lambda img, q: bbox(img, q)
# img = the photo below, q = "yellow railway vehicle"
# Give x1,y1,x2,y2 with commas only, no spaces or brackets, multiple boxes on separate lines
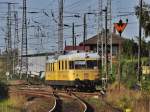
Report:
142,66,150,75
142,61,150,75
45,51,100,90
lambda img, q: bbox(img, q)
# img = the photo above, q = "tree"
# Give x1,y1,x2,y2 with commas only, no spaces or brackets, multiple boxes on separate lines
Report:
135,2,150,37
147,41,150,65
141,38,149,56
122,39,138,58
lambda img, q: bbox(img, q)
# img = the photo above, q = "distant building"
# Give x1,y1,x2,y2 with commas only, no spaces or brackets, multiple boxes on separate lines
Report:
64,33,127,56
79,33,127,56
64,46,90,51
28,56,47,73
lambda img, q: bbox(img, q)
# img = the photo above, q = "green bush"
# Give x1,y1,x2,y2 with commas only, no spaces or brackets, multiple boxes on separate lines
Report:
109,64,117,83
142,76,150,92
120,59,138,89
0,82,9,99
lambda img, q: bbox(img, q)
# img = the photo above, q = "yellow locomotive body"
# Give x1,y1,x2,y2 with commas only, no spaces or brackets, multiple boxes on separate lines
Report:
45,52,100,90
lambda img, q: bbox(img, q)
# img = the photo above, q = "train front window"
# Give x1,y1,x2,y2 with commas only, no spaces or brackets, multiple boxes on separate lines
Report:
87,60,98,69
74,61,86,69
69,60,98,69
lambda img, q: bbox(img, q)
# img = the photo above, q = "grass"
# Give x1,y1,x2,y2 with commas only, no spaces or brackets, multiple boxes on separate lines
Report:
87,98,103,111
0,93,51,112
0,93,26,112
0,99,24,112
26,98,51,112
105,83,150,112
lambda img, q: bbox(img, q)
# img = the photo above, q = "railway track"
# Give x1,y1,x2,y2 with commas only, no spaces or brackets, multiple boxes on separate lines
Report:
71,92,94,112
9,86,56,112
49,93,57,112
50,89,89,112
9,85,90,112
10,85,123,112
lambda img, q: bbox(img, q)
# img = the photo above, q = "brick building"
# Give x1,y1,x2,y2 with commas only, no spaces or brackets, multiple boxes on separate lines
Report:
79,33,126,56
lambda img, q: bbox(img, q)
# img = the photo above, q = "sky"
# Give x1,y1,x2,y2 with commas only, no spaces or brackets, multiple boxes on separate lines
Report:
0,0,149,54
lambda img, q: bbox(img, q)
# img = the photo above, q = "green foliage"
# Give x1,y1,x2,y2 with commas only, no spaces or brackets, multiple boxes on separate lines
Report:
121,60,137,89
0,100,21,112
0,82,9,99
135,2,150,37
0,94,26,112
118,96,133,109
109,64,117,83
122,39,138,58
141,38,149,56
142,76,150,92
122,38,149,58
119,57,150,90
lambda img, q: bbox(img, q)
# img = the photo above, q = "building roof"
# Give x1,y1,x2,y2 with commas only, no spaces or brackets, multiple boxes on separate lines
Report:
47,52,100,63
58,52,100,60
80,33,127,45
64,46,90,51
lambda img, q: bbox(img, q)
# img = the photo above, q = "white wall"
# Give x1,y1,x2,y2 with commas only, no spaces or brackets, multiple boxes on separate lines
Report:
28,56,46,73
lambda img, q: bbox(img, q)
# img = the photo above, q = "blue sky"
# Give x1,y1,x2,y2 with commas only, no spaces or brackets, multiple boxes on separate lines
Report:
0,0,149,53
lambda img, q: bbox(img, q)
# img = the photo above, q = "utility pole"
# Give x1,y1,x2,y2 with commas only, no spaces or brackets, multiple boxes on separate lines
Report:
58,0,64,53
107,0,112,74
7,3,12,52
83,14,87,50
6,3,12,79
138,0,142,83
14,12,19,49
75,35,76,48
104,7,108,88
13,5,19,75
20,0,28,79
97,0,103,54
97,0,105,89
114,19,128,90
72,22,75,50
65,40,67,47
37,25,40,53
118,31,121,90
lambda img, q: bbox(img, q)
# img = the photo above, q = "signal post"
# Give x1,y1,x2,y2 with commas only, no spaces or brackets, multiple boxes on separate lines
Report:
114,19,128,90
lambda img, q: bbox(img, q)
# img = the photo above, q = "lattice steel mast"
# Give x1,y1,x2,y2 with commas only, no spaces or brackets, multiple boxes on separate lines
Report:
97,0,105,87
13,4,19,75
58,0,64,53
14,11,19,50
6,3,13,79
20,0,28,79
107,0,112,75
7,3,12,52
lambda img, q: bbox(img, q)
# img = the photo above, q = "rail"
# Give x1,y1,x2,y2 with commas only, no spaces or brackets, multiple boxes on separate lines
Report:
49,93,57,112
72,93,87,112
9,85,91,112
10,86,57,112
